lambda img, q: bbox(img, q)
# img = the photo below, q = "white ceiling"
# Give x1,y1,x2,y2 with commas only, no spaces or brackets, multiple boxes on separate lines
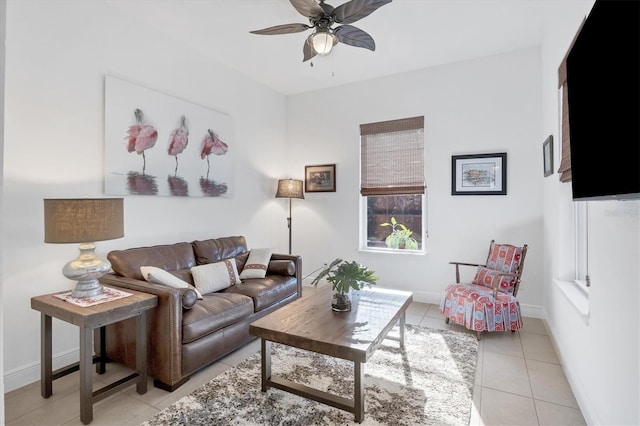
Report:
112,0,589,96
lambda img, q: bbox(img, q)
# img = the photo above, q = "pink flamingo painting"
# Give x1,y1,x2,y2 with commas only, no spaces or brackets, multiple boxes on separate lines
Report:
125,108,157,174
200,129,228,177
167,115,189,174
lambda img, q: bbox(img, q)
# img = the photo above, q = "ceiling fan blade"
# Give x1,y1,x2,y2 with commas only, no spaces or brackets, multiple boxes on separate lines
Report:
303,35,317,62
250,23,311,35
319,1,335,15
290,0,325,19
334,24,376,51
334,0,392,25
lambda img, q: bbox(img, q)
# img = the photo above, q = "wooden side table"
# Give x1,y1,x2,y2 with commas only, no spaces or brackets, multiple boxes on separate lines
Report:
31,288,157,425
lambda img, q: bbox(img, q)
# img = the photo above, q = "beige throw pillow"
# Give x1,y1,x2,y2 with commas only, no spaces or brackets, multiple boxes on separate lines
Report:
140,266,203,299
191,258,241,295
239,248,272,279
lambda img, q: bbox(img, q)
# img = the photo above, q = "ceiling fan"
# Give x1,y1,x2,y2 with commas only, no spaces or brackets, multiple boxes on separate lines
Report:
250,0,392,62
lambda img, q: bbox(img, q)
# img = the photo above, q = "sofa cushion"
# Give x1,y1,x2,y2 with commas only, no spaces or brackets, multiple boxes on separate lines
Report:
140,266,203,299
192,236,248,265
224,275,298,312
234,251,250,272
191,259,241,295
239,248,272,279
182,293,254,344
108,242,196,280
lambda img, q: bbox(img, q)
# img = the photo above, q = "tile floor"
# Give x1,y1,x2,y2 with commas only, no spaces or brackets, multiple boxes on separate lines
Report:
5,286,586,425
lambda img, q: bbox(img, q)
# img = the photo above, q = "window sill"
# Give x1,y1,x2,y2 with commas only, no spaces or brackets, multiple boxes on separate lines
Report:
359,247,426,256
554,279,590,325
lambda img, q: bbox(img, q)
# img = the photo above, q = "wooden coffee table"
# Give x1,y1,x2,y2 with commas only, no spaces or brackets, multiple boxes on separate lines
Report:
249,285,413,423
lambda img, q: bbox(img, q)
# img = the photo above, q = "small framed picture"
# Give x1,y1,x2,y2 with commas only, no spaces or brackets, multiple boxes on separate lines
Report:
305,164,336,193
543,135,554,177
452,152,507,195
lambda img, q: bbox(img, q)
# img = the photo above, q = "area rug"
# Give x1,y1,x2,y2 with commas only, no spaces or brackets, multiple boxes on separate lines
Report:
141,325,479,426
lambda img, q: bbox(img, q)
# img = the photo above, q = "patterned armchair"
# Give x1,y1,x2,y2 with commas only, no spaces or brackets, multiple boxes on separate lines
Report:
439,240,528,338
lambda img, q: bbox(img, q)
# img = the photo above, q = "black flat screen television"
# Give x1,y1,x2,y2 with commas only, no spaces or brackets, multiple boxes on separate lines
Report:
565,0,640,201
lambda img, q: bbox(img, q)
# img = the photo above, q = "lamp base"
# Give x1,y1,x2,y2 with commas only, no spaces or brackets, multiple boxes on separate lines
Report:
63,243,111,298
71,279,104,298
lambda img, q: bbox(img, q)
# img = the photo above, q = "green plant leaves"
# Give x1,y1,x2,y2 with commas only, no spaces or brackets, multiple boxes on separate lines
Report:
310,258,378,294
380,216,418,250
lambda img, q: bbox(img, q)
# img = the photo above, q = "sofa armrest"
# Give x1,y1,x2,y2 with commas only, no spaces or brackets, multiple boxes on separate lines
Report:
269,253,303,299
99,273,186,387
267,260,295,276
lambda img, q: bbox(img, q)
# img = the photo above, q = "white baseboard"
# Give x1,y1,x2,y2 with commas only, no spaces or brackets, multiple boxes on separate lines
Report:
4,349,78,393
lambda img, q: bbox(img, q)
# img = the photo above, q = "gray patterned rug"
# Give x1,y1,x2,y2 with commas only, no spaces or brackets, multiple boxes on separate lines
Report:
141,325,478,425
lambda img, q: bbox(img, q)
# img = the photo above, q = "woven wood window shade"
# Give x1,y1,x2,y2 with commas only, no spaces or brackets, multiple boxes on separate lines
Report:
557,59,572,183
556,17,586,183
360,116,425,196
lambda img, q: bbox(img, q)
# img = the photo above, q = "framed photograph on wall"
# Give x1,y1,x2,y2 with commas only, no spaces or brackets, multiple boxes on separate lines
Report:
305,164,336,193
451,152,507,195
543,135,554,177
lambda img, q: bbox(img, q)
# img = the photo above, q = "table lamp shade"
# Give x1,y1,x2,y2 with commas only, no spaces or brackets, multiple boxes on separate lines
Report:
44,198,124,244
275,179,304,199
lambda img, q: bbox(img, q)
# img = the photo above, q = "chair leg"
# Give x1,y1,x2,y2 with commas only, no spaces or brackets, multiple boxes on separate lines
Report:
476,331,482,340
445,317,450,324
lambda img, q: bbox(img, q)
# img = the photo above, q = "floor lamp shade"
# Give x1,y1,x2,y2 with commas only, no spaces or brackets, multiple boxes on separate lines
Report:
275,179,304,255
275,179,304,200
44,198,124,298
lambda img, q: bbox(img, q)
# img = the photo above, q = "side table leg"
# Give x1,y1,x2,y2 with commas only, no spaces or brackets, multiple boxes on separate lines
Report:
79,327,93,425
95,326,106,374
354,361,364,423
260,339,271,392
40,314,52,398
136,311,148,394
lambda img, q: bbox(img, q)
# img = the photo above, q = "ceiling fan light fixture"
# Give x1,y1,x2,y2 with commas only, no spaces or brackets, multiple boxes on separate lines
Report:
311,29,338,56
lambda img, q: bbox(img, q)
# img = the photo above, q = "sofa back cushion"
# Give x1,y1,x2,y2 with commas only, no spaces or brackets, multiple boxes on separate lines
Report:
192,236,248,265
108,242,196,280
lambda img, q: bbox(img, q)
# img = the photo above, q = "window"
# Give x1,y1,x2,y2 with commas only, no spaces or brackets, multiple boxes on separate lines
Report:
574,201,590,289
558,52,590,292
555,53,589,322
359,116,426,253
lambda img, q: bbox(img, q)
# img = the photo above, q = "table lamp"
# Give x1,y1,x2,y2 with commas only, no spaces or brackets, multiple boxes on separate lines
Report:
275,179,304,255
44,198,124,298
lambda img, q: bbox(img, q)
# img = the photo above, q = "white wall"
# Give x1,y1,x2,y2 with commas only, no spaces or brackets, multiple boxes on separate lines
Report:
2,0,289,392
0,0,6,420
287,48,544,312
3,1,639,425
540,1,640,424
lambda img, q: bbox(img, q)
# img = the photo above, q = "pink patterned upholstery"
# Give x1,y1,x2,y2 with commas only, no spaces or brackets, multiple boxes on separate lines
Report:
473,243,524,294
439,241,528,335
439,283,522,332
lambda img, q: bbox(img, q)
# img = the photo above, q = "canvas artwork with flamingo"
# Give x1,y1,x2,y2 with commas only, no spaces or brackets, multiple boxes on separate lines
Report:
104,75,234,198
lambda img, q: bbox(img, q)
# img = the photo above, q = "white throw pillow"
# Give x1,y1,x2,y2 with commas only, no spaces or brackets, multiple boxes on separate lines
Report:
239,248,272,279
191,258,241,295
140,266,203,299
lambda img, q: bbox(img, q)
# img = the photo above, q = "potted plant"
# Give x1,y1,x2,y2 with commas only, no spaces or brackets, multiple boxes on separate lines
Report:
380,217,419,250
311,258,379,312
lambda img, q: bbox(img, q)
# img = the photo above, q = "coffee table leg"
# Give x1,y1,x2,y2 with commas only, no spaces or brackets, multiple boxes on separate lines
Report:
399,312,406,348
354,361,364,423
261,339,271,392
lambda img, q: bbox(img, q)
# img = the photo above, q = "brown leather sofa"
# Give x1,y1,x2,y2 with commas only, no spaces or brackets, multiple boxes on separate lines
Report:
98,235,302,391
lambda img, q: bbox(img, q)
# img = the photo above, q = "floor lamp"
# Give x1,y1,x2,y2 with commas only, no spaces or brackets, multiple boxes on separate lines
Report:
275,179,304,255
